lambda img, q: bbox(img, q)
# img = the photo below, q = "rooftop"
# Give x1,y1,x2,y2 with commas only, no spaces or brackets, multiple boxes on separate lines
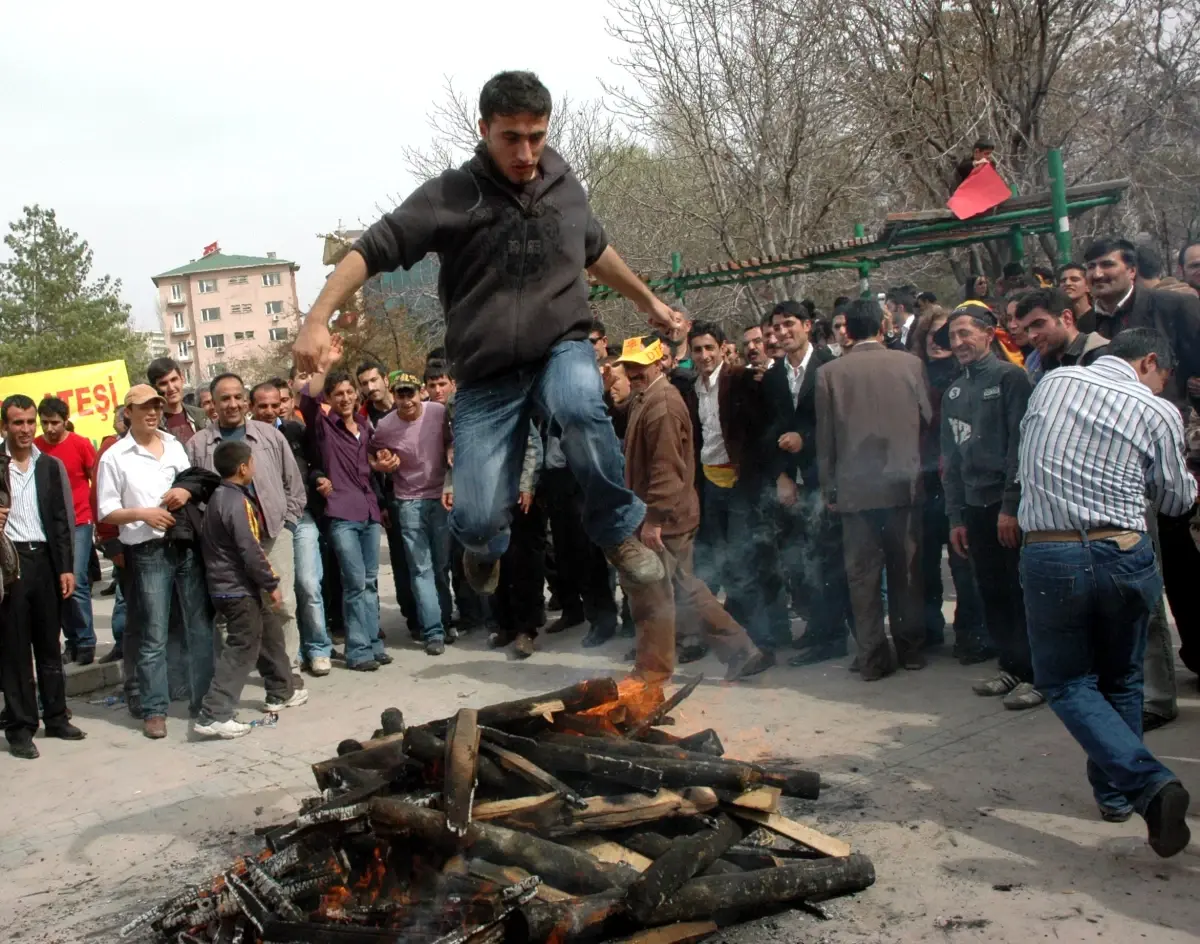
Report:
152,251,298,282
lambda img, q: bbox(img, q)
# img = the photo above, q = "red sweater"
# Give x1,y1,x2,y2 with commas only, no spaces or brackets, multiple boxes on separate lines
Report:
35,431,96,525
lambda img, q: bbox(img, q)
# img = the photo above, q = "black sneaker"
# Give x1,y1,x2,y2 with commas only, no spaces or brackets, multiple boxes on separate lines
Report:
1145,782,1191,858
425,638,446,656
75,647,95,666
98,646,123,665
347,660,380,672
374,652,394,666
678,642,708,664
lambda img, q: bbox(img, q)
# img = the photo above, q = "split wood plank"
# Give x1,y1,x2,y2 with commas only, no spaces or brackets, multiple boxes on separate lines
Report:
726,786,781,813
565,836,654,872
606,921,719,944
727,808,850,858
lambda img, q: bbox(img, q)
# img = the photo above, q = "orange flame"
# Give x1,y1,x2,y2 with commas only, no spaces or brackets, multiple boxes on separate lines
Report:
575,676,664,730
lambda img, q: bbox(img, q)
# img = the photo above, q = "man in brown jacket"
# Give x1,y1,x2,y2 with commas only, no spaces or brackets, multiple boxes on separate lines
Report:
616,337,772,683
816,300,932,680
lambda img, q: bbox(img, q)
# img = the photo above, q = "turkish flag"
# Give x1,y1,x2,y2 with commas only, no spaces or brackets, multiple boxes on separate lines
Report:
202,241,219,256
947,163,1012,220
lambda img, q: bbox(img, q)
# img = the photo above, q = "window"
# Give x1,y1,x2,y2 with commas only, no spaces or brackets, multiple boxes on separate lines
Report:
170,283,184,302
227,275,249,285
233,330,256,341
197,279,217,293
244,330,254,340
176,340,190,359
265,300,283,315
262,272,281,287
200,307,220,322
230,303,252,314
172,311,186,331
269,327,288,342
207,363,227,379
204,334,225,349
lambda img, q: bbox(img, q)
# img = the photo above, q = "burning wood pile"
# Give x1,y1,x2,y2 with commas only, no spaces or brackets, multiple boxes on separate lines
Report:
124,677,874,944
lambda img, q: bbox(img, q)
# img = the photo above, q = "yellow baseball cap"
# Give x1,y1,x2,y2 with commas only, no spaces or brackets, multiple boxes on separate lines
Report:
615,336,666,366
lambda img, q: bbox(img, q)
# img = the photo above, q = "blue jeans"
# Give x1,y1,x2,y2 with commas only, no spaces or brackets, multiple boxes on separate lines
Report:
396,499,452,642
329,519,384,666
127,541,215,719
112,572,126,646
451,339,644,558
291,512,332,660
63,524,96,649
1021,534,1178,815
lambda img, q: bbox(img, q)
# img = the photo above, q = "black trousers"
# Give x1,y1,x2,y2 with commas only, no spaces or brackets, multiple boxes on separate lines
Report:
963,503,1033,682
539,468,616,630
0,545,68,742
201,595,295,723
493,502,547,639
1157,511,1200,673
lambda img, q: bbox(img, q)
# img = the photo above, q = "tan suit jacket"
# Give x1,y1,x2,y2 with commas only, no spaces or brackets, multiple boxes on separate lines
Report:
815,340,932,513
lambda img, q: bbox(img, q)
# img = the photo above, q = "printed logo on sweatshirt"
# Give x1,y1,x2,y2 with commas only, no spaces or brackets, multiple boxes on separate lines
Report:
948,417,972,445
982,385,1001,400
947,386,961,400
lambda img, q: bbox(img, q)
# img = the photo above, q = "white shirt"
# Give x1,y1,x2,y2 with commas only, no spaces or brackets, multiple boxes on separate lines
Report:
696,363,731,466
784,344,815,406
96,432,191,545
5,446,47,542
1018,356,1196,532
900,313,916,345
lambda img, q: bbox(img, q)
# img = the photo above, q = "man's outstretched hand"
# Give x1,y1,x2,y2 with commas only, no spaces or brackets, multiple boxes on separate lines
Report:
646,298,686,338
293,315,332,374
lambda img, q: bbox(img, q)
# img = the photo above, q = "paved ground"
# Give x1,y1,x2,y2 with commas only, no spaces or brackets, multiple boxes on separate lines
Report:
4,564,1199,944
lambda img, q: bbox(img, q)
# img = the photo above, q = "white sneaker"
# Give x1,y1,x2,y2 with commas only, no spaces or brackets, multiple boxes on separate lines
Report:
264,688,309,712
308,657,332,677
194,717,252,739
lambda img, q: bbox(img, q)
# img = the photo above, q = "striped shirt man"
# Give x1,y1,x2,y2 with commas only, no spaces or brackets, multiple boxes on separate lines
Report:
5,445,47,543
1017,355,1195,532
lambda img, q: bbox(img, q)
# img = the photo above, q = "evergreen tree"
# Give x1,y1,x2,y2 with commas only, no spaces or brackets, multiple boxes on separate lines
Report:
0,205,145,376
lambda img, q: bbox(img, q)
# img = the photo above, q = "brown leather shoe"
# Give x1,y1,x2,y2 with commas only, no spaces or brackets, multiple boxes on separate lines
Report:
143,716,167,739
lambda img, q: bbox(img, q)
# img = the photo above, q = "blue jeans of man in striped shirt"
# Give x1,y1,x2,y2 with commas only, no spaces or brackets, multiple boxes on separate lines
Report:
1021,534,1180,816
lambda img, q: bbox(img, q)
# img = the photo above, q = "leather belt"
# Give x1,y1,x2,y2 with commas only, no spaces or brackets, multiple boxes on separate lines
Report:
12,541,48,553
1024,528,1142,550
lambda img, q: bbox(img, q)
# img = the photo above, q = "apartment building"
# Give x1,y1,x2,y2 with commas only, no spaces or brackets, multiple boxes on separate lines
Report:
151,247,300,384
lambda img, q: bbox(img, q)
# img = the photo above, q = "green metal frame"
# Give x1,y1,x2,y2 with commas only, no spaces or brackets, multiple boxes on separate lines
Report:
588,150,1111,302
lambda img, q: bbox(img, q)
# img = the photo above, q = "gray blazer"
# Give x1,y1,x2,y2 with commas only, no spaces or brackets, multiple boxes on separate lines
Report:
185,419,305,538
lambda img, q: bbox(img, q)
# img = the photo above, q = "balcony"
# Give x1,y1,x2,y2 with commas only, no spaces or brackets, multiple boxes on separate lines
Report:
170,324,190,335
177,353,193,363
166,295,186,307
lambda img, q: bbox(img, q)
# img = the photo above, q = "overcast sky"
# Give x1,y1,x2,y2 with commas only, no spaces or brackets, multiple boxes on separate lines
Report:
1,2,629,331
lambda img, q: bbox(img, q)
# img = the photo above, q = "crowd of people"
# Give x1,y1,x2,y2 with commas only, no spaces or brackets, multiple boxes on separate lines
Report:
2,69,1198,862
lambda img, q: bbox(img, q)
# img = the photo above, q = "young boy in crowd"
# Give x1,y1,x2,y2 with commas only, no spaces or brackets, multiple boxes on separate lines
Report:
194,441,307,739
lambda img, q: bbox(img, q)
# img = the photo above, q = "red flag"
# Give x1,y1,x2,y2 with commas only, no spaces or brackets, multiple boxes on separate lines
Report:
202,241,219,256
947,163,1012,220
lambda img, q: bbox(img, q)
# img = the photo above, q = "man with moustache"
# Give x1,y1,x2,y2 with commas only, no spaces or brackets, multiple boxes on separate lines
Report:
940,304,1042,709
187,374,306,667
616,336,772,683
0,395,86,758
1085,237,1200,676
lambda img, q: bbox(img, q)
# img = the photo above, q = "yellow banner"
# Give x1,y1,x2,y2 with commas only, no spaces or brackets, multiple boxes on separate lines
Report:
0,360,131,446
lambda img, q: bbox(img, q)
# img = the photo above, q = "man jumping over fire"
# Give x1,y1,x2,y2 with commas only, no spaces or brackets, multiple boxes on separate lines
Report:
293,71,680,594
